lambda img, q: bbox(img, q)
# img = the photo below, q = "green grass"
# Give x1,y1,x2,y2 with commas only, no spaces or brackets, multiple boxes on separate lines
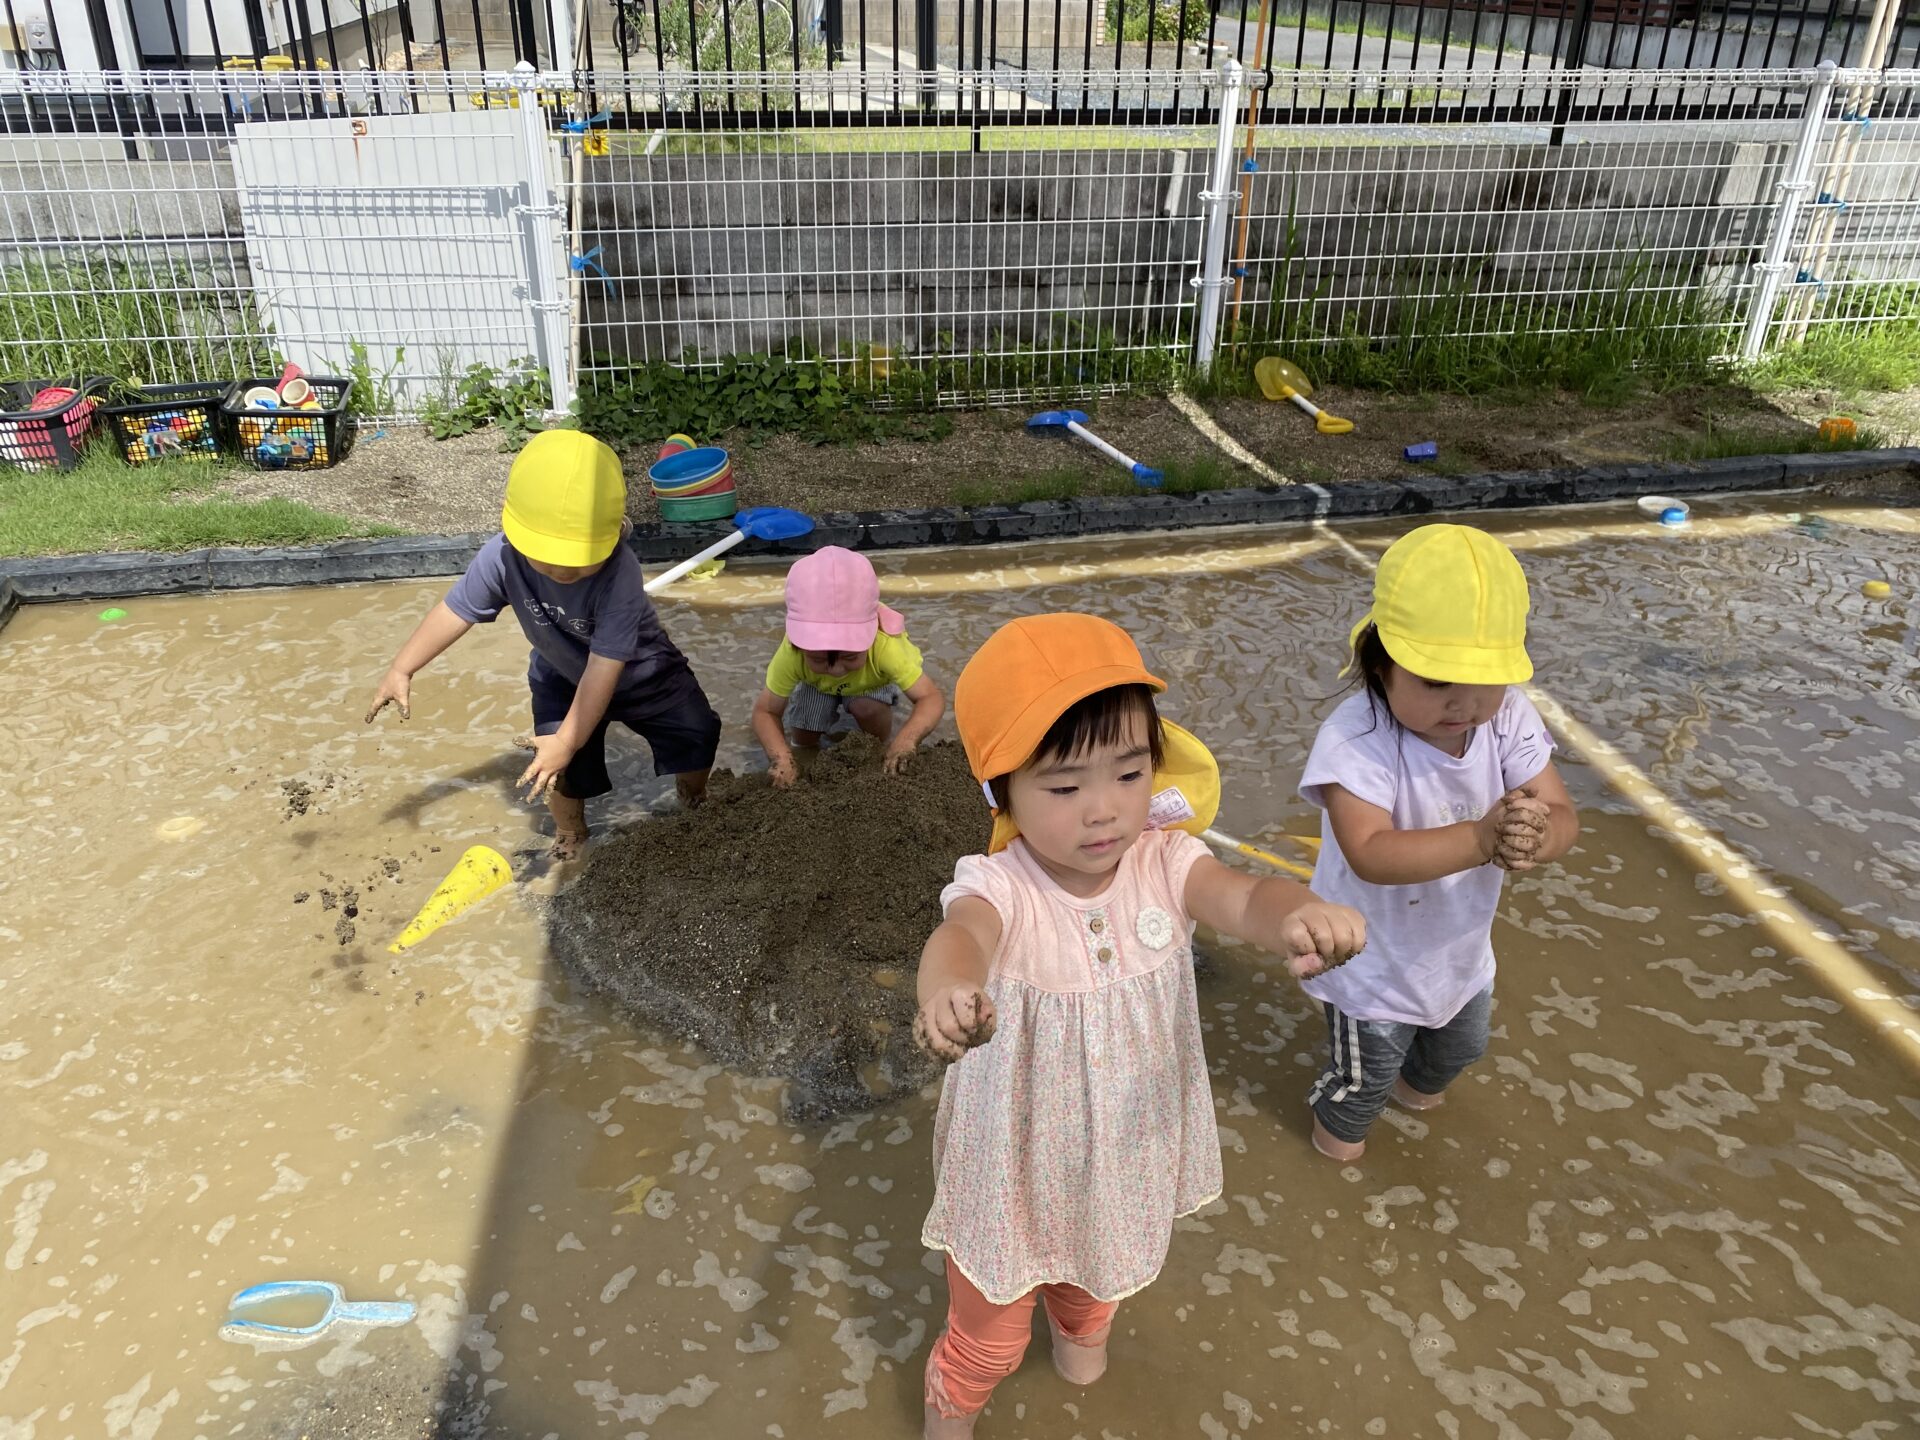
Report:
1660,422,1887,464
0,445,396,557
1747,285,1920,396
1,257,271,386
1191,271,1739,406
949,454,1242,507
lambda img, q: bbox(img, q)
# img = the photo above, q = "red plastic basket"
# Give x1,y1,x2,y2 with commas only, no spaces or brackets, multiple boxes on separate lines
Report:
0,378,110,471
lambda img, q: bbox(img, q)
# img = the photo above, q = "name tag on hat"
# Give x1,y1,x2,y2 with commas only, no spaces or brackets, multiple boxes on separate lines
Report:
1147,785,1196,830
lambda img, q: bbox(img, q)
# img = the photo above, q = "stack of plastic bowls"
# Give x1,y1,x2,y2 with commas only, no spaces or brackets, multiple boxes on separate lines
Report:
648,440,736,522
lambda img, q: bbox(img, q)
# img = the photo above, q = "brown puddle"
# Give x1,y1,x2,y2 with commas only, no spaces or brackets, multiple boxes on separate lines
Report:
2,495,1918,1438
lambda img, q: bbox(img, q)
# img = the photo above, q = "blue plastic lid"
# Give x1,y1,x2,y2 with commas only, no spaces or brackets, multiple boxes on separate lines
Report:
1660,506,1687,525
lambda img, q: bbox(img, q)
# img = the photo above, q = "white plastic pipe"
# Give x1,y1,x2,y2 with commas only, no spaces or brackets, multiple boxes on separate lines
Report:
1065,418,1155,481
644,529,748,594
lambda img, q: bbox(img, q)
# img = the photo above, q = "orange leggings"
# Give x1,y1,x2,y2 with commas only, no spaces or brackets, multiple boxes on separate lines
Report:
923,1258,1121,1418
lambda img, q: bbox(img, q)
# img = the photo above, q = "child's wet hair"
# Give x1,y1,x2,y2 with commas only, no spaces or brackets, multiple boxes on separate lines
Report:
987,683,1165,810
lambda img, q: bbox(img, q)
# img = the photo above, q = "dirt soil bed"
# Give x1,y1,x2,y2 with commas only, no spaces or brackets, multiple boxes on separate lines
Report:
546,736,984,1119
1205,385,1825,483
212,385,1906,537
642,394,1241,517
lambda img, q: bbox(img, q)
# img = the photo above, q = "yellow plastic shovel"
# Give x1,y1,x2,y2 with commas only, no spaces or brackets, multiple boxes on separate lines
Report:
1254,357,1354,435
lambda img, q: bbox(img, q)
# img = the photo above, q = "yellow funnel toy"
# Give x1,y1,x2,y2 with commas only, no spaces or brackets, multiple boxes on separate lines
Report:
389,845,512,952
1254,357,1354,435
1153,722,1318,881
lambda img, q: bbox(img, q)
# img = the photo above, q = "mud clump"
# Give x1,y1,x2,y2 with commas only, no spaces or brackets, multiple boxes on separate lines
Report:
280,772,339,820
547,737,986,1120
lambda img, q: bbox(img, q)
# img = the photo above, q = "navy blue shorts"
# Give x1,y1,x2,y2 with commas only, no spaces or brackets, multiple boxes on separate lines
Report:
529,659,722,801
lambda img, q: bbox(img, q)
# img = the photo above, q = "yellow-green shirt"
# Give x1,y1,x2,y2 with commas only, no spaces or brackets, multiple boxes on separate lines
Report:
765,631,925,699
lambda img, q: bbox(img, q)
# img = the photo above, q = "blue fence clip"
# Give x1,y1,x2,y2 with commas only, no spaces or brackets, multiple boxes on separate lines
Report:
1232,265,1249,278
1815,190,1848,210
561,108,612,134
1794,268,1825,293
1240,157,1260,173
571,246,611,283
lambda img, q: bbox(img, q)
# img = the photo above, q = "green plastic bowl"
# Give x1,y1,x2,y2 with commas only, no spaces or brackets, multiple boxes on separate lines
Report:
658,490,739,522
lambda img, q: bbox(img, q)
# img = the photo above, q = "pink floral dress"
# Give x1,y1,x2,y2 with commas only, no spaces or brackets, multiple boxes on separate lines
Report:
920,828,1223,1305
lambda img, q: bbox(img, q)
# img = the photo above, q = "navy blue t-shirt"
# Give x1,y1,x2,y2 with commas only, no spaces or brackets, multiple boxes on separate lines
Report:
444,534,683,691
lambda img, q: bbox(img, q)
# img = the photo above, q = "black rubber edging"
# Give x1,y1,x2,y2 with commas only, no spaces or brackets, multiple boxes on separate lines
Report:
2,448,1916,619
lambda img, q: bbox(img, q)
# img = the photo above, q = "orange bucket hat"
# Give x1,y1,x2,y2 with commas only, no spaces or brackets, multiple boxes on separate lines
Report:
953,613,1166,853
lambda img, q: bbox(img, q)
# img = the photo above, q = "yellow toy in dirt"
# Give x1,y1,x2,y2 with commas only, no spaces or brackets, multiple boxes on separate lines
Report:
1254,356,1354,435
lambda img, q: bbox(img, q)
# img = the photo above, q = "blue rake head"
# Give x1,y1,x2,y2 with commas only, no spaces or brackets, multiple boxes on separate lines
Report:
1026,409,1090,429
733,506,816,542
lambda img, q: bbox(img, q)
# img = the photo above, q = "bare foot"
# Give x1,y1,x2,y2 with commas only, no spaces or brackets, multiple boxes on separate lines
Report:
547,791,589,859
923,1404,979,1439
1393,1077,1446,1111
675,770,709,810
1311,1117,1366,1161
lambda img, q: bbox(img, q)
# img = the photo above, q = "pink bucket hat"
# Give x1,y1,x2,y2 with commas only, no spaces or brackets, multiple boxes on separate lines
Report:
784,546,906,653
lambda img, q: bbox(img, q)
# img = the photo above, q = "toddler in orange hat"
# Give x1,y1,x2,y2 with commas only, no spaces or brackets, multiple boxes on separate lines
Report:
911,612,1366,1440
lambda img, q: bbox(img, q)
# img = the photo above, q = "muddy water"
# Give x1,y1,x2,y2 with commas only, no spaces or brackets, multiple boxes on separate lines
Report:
2,495,1917,1439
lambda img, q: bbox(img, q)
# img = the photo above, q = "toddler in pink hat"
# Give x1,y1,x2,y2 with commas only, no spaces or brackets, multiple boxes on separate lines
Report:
751,546,946,788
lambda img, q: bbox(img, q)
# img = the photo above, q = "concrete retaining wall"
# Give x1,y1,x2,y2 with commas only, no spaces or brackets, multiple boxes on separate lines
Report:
576,134,1804,361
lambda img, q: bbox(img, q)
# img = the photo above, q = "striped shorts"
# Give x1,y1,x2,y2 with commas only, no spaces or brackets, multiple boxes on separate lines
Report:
1307,985,1494,1145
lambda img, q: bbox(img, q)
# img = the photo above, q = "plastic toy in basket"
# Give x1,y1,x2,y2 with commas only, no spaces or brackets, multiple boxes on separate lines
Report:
222,376,353,471
103,383,227,465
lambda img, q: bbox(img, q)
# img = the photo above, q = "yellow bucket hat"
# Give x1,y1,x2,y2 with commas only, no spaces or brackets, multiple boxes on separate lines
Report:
1353,524,1533,685
501,431,627,567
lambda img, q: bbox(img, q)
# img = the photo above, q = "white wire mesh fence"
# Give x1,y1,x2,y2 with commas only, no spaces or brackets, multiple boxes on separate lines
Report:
1,63,1916,418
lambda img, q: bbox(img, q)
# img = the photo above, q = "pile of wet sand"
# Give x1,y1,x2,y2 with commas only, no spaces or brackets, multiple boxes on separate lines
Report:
547,737,985,1118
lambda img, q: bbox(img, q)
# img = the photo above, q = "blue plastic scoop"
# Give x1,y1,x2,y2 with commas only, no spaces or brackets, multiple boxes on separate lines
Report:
1027,409,1163,488
222,1280,415,1343
644,505,817,595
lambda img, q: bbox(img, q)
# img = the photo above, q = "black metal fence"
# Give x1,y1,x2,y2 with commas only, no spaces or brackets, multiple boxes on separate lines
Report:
3,0,1916,130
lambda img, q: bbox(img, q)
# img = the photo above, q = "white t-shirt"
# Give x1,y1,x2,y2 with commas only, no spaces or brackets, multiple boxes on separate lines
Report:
1297,688,1554,1027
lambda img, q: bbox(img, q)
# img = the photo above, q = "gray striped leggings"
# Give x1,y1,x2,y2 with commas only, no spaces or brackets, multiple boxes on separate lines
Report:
1307,985,1494,1145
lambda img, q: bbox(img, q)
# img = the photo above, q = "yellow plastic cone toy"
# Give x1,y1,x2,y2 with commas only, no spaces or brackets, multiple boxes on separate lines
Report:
388,846,512,952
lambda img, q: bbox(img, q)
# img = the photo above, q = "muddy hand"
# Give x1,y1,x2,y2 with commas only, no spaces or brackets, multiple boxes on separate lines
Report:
882,743,914,777
364,669,411,724
517,734,577,802
1279,902,1366,980
1492,790,1550,870
769,754,800,790
913,987,997,1064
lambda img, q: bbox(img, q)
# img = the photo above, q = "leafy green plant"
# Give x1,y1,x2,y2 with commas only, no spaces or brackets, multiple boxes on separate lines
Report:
337,340,407,417
575,325,1188,450
1106,0,1210,44
575,351,952,450
421,361,552,448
